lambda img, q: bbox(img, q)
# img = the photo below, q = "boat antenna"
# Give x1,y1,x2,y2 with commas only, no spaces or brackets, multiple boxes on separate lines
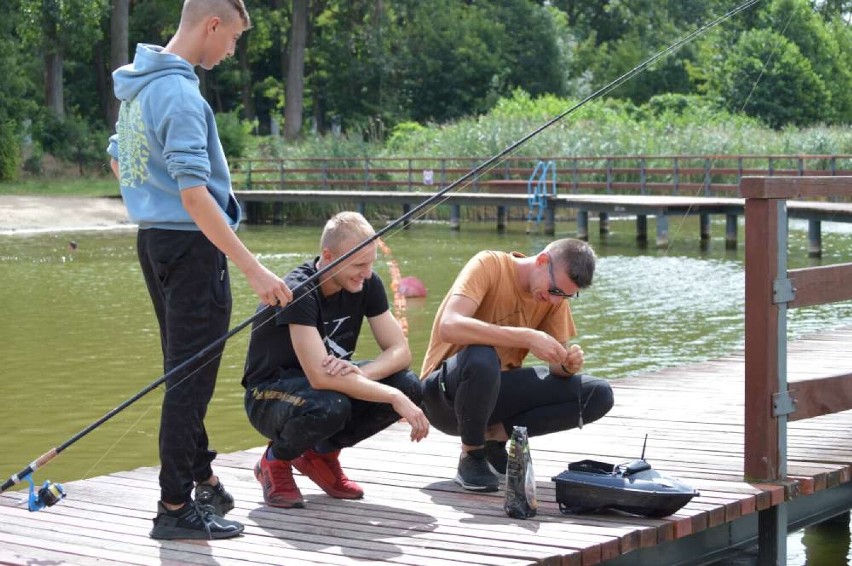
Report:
640,434,649,460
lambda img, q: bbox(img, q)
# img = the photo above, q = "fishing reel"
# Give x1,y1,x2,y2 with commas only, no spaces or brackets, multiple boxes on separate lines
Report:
24,475,65,512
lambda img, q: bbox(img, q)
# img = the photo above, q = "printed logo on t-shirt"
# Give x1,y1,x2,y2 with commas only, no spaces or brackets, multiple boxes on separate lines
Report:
324,316,355,359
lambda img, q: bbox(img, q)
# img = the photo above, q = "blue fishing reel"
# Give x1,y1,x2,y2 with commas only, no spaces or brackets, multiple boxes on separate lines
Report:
24,475,65,512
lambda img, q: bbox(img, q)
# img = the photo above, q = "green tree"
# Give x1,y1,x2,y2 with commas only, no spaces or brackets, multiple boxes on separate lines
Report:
490,0,567,98
18,0,108,119
760,0,852,123
0,0,38,180
711,29,830,128
393,0,504,123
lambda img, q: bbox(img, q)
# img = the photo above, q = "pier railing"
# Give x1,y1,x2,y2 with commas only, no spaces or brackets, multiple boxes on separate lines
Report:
231,154,852,197
742,175,852,561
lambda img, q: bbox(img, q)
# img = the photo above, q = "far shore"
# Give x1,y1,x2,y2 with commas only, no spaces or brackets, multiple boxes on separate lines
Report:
0,195,134,235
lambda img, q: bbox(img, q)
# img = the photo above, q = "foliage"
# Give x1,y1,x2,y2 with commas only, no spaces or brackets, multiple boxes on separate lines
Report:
710,29,830,128
17,0,108,57
0,122,22,182
366,90,849,159
1,0,851,180
215,111,255,159
30,111,110,175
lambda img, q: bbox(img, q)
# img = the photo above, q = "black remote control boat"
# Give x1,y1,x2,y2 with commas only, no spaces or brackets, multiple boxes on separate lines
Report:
552,436,699,518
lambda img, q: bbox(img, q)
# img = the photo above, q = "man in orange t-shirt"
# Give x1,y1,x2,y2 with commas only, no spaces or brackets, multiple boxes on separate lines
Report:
420,238,613,492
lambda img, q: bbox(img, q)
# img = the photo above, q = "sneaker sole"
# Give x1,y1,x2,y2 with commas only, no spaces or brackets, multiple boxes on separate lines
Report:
149,525,244,540
453,474,499,492
291,460,364,500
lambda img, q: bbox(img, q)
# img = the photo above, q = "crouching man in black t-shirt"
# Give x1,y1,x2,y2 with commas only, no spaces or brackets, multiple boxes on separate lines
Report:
243,211,429,508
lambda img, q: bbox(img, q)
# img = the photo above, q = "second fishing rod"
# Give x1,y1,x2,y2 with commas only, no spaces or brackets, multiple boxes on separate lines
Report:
0,0,760,497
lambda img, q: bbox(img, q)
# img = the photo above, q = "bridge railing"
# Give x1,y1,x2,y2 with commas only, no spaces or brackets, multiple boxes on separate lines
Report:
743,175,852,483
231,155,852,198
742,175,852,562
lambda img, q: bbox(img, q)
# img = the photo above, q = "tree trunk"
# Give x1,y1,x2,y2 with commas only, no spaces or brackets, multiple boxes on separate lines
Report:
94,44,109,125
284,0,307,140
108,0,130,129
44,50,64,119
238,36,255,121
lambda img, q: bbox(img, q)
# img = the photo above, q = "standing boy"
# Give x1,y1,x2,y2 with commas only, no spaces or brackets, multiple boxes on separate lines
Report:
243,212,429,508
421,239,614,492
107,0,292,540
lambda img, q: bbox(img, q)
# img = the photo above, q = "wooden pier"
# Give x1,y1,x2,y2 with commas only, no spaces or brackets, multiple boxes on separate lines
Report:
1,175,850,564
233,190,852,256
1,325,850,565
231,154,852,256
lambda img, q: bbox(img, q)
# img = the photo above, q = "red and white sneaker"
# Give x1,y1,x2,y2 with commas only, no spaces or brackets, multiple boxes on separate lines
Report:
292,449,364,499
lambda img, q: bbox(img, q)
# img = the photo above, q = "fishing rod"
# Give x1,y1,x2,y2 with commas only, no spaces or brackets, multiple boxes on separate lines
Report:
0,0,760,506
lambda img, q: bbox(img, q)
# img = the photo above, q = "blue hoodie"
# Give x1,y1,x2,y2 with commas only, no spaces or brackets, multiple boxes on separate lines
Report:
107,44,240,230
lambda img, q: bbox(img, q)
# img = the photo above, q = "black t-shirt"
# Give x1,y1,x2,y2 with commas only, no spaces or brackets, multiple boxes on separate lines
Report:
242,258,389,388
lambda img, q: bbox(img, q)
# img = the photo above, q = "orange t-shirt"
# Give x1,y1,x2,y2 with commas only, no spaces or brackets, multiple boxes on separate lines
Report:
420,250,576,377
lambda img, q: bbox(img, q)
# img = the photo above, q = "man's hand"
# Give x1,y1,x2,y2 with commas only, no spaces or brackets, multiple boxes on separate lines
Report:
246,263,293,307
321,355,363,377
561,343,584,375
391,393,430,442
528,329,569,365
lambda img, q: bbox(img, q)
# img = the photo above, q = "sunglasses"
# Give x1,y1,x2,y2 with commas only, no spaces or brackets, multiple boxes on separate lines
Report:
547,253,579,299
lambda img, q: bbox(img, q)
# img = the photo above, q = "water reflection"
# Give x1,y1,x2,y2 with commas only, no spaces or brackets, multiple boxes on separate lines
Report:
801,513,852,565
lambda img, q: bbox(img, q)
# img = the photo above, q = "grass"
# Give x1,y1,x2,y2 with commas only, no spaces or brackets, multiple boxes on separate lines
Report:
0,175,119,197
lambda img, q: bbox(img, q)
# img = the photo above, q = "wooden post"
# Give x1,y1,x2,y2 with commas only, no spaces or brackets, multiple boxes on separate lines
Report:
808,220,822,258
544,206,555,236
636,215,647,244
726,214,738,249
496,206,507,233
656,214,669,248
698,214,710,245
577,210,589,240
402,204,411,230
744,195,781,481
450,204,461,231
599,213,610,236
744,188,789,564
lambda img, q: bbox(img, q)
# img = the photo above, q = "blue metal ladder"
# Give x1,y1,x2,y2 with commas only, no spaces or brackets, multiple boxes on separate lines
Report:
527,160,557,230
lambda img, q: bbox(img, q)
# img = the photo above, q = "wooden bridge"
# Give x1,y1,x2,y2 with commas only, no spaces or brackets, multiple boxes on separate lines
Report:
231,154,852,256
0,176,850,564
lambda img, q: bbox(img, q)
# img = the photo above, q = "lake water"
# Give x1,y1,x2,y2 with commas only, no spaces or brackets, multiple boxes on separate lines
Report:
1,215,850,563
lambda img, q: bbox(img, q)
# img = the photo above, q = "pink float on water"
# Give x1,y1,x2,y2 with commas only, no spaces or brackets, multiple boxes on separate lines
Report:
398,276,427,298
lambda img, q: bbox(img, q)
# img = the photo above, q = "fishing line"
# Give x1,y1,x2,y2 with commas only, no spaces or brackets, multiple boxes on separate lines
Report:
1,0,760,497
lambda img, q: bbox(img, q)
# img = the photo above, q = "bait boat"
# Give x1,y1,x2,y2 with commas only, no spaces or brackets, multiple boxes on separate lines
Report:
552,457,700,518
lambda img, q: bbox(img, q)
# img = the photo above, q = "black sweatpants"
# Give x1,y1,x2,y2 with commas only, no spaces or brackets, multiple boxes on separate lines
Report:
422,345,614,446
245,368,423,461
137,228,232,505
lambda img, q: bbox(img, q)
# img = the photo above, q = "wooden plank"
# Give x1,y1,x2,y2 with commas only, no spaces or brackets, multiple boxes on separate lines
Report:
789,263,852,308
788,373,852,420
741,175,852,199
2,327,852,565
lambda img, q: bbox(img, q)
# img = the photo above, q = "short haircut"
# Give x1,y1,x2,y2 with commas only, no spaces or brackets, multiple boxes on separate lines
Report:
181,0,251,29
546,238,596,288
320,211,375,254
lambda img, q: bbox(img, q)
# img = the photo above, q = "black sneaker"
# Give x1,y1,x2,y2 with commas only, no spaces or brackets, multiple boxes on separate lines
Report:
194,481,235,516
485,440,508,475
454,448,499,492
150,501,244,540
